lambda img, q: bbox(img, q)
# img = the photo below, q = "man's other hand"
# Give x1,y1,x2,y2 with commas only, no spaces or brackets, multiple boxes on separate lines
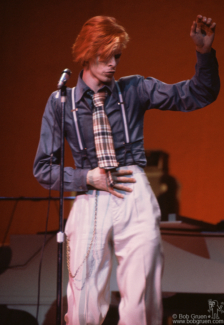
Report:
87,167,136,199
190,15,216,53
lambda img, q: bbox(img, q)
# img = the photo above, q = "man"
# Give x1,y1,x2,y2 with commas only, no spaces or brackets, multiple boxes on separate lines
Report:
33,15,219,325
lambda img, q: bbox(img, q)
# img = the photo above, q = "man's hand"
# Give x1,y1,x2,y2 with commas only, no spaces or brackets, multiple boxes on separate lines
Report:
87,167,136,199
190,15,216,54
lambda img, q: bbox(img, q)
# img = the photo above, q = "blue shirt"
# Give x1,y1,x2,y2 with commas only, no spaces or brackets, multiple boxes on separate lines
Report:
33,50,220,192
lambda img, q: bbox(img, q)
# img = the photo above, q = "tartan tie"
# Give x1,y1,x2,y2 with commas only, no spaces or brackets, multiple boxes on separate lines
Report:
92,92,118,187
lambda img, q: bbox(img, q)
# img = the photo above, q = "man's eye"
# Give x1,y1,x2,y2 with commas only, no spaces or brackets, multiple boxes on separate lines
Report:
115,54,121,60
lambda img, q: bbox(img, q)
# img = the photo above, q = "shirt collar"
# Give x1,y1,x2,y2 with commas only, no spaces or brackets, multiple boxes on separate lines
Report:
75,70,115,103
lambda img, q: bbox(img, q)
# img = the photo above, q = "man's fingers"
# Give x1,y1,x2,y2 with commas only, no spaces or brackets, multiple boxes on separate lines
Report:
206,18,212,26
196,14,203,23
108,187,124,199
113,176,136,183
202,16,207,23
190,21,197,36
210,22,216,32
108,182,133,199
201,17,215,31
111,169,136,184
112,170,133,176
195,14,216,31
113,184,133,192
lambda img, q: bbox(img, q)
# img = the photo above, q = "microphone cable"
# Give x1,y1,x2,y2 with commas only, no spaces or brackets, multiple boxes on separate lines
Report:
1,200,19,247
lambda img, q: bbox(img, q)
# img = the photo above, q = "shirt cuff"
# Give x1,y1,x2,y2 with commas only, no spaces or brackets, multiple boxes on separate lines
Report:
196,48,216,66
72,168,90,192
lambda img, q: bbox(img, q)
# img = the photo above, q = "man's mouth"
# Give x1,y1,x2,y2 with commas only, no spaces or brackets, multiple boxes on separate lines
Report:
105,70,115,75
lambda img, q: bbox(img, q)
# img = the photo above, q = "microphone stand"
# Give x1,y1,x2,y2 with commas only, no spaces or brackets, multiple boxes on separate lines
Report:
56,84,66,325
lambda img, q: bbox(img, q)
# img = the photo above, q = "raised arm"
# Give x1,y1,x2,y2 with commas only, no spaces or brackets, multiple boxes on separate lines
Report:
133,15,220,112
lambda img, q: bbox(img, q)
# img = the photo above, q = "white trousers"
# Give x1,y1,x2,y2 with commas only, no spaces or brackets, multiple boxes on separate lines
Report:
65,165,164,325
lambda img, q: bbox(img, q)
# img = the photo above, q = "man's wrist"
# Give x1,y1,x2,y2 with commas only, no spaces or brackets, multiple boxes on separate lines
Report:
195,48,216,68
86,170,94,187
196,46,212,54
86,170,91,185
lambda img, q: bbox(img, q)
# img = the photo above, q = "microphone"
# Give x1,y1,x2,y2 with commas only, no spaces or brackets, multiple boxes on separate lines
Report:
57,68,72,89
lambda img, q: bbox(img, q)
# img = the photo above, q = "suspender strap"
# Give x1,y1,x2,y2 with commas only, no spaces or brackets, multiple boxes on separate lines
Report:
72,87,83,151
115,82,136,164
71,87,88,167
115,82,130,144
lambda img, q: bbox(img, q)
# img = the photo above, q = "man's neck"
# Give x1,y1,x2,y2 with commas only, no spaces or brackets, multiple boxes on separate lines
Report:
82,68,110,93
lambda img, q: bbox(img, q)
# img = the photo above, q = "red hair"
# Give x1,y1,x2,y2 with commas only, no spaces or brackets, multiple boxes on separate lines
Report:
72,16,129,66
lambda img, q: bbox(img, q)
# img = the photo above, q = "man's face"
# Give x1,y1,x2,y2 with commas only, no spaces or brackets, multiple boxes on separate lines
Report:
88,50,122,86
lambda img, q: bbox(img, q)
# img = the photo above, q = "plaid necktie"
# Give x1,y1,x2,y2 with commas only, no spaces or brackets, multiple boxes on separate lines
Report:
92,92,118,187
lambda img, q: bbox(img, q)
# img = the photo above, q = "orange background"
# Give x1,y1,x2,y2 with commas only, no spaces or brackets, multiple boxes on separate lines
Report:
1,0,224,242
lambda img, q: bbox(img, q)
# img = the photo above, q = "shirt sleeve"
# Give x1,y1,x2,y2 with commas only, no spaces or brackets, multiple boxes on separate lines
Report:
137,48,220,111
33,92,89,192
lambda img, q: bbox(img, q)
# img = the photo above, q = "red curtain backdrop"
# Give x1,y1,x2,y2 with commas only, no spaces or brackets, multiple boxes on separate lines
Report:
1,0,224,241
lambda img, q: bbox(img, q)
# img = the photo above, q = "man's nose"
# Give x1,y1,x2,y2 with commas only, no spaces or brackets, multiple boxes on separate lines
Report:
108,56,116,67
